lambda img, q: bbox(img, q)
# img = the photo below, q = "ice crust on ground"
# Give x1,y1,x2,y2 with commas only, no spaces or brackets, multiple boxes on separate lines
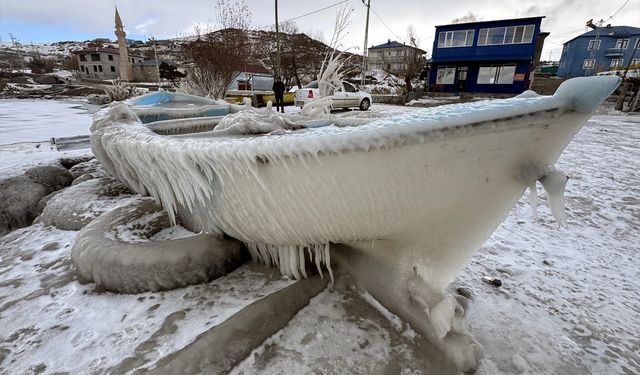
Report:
230,289,459,374
0,221,293,374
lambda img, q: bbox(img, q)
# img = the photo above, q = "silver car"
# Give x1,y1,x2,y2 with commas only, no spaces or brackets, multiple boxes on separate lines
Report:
295,81,372,110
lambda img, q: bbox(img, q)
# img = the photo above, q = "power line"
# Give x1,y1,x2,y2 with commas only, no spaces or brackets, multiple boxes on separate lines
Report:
259,0,350,29
546,27,588,38
369,6,402,42
544,0,633,42
609,0,632,20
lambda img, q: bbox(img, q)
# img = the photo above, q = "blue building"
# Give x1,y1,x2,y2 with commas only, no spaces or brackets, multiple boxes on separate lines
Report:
429,17,548,94
557,26,640,78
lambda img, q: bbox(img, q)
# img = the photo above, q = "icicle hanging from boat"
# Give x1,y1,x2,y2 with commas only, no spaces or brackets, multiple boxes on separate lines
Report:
539,169,569,226
244,242,334,285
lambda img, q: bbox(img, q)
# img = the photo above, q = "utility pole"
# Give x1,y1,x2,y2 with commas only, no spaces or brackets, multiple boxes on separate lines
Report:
361,0,371,86
275,0,281,78
585,19,603,76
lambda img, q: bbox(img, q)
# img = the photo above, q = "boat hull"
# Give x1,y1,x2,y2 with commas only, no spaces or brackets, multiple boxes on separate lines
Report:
90,76,621,372
177,108,585,279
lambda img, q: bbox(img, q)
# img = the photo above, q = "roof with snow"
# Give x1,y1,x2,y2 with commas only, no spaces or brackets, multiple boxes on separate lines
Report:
435,16,545,28
72,47,145,59
237,64,271,75
369,40,426,54
564,25,640,44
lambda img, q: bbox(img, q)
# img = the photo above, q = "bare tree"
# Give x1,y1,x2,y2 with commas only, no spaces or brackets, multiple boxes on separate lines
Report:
182,28,251,98
403,26,425,92
253,21,334,89
216,0,252,30
180,0,252,98
28,54,56,74
62,53,79,72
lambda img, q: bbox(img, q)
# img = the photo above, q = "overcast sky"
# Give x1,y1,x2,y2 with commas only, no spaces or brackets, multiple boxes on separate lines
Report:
1,0,638,60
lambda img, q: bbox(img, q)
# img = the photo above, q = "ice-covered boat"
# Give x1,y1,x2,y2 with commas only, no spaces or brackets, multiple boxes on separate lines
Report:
90,76,620,371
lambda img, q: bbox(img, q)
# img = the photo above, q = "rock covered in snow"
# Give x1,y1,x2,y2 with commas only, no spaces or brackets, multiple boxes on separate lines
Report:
68,158,106,179
0,163,73,235
38,177,132,231
59,155,93,170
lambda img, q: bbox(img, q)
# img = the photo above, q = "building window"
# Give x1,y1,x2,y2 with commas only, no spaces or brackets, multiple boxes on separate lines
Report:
610,59,624,68
631,59,640,67
110,66,116,72
478,25,535,46
437,30,474,48
387,64,391,70
615,39,629,49
98,65,103,72
583,59,595,69
108,55,114,61
587,40,600,50
91,54,100,61
79,55,86,61
93,65,98,72
436,66,456,84
635,39,640,49
477,65,516,84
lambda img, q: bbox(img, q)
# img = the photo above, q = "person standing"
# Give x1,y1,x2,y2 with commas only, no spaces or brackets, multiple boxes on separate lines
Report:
272,76,286,113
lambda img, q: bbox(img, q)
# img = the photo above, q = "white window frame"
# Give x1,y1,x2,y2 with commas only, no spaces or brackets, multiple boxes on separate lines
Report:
478,25,535,46
615,39,629,49
587,40,600,51
583,59,595,69
635,39,640,49
437,30,475,48
631,59,640,67
436,66,456,84
477,64,517,85
610,59,624,68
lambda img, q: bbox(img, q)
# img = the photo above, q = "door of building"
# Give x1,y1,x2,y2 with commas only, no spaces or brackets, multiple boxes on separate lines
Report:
456,66,468,92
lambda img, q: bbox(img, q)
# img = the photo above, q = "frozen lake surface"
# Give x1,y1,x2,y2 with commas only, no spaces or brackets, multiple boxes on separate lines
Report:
0,99,97,145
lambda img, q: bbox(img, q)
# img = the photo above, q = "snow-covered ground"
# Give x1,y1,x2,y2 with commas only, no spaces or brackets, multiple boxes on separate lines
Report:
0,99,638,374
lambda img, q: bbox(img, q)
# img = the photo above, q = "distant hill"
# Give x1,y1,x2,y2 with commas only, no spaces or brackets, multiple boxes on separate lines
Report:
0,29,361,86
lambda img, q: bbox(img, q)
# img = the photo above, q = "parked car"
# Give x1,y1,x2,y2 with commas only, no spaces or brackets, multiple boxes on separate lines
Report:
295,81,372,110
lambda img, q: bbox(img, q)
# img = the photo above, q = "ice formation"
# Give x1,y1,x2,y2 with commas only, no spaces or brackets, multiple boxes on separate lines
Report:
89,76,620,371
71,198,244,293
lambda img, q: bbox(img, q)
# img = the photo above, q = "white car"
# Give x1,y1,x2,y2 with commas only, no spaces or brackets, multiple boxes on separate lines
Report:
295,81,372,110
